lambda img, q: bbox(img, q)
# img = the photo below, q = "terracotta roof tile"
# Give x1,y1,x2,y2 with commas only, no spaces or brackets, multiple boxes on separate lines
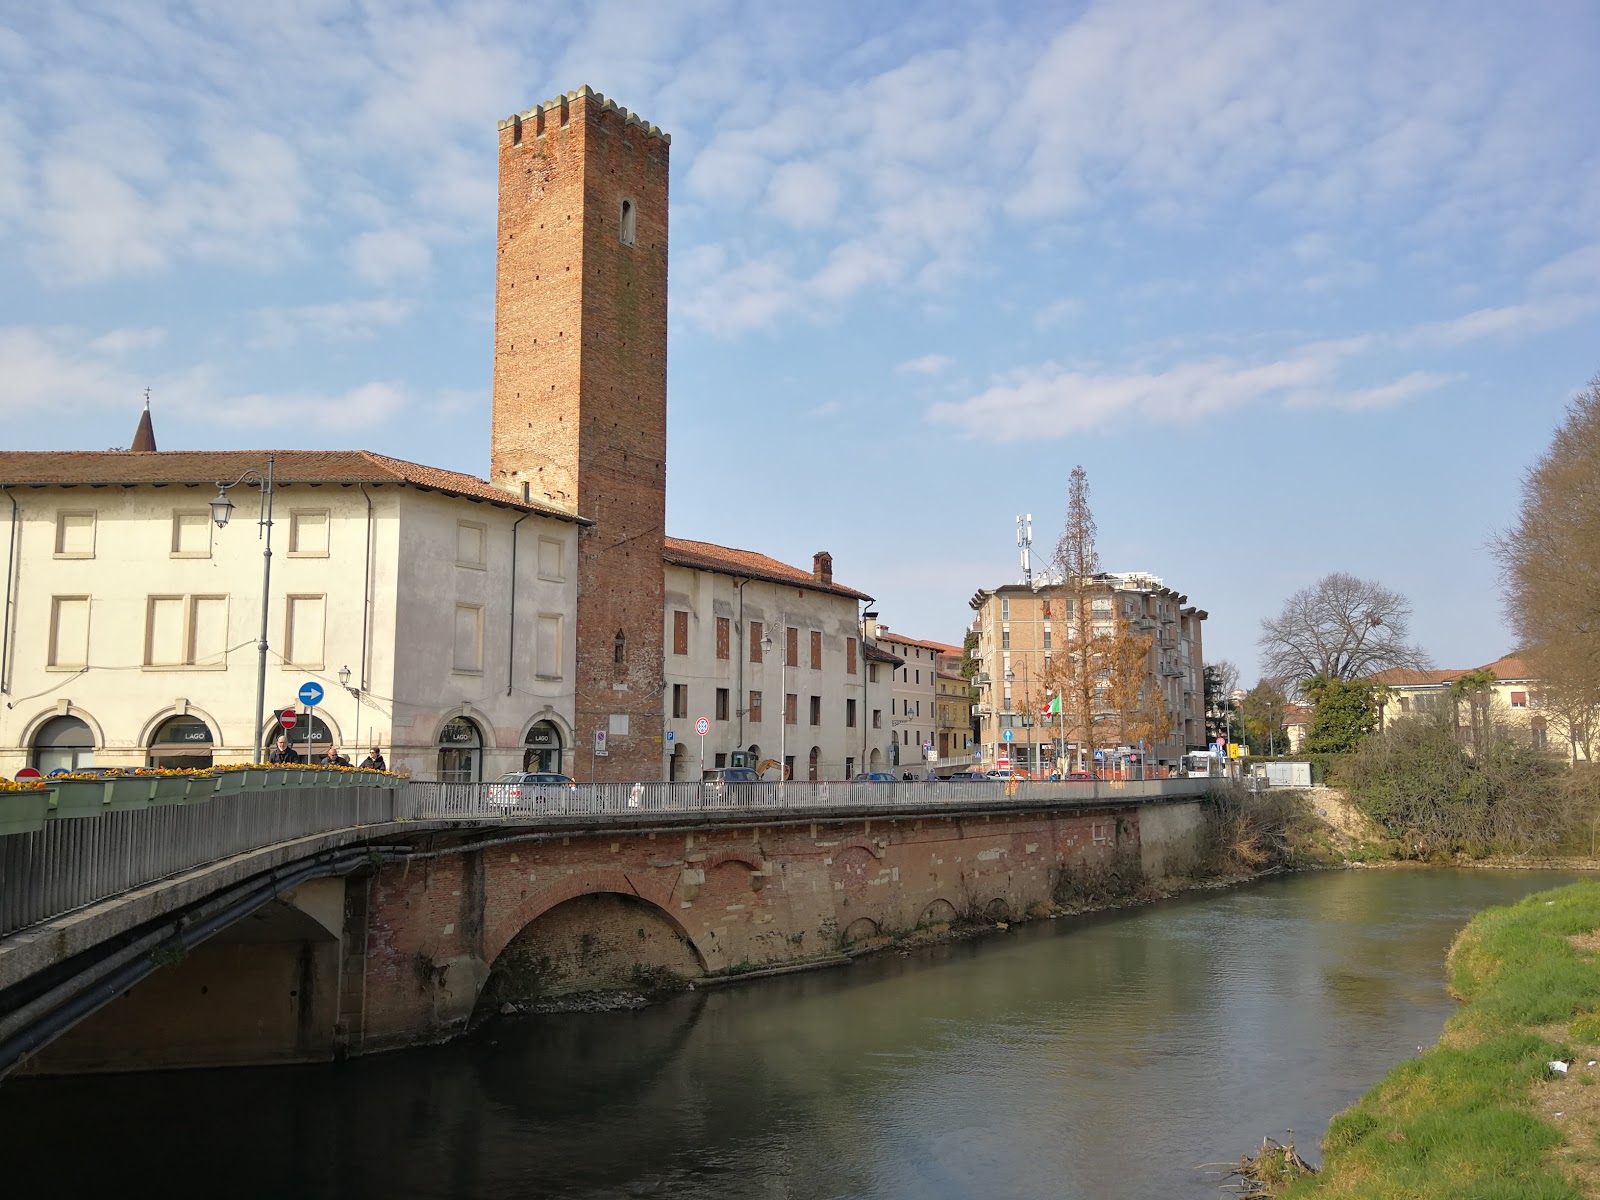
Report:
1477,654,1537,682
663,536,871,601
878,631,961,654
0,449,586,522
864,642,904,666
1365,667,1461,687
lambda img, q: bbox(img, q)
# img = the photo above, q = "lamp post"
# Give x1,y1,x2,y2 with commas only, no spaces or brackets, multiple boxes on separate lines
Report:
210,455,275,759
761,631,785,786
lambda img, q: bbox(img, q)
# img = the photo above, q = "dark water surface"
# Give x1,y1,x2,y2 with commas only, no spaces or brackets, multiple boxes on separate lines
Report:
5,868,1589,1199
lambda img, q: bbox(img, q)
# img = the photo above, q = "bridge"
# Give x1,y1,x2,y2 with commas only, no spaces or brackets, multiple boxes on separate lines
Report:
0,775,1214,1078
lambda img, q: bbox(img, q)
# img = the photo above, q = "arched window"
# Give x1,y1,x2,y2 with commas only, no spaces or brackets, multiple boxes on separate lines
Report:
619,197,636,246
267,713,334,760
524,720,563,773
32,715,95,773
149,714,213,770
614,629,626,665
807,746,820,782
438,717,482,782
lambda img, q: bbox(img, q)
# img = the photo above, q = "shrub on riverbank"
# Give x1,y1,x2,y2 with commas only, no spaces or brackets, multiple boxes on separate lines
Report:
1197,784,1334,875
1341,713,1579,859
1282,880,1600,1199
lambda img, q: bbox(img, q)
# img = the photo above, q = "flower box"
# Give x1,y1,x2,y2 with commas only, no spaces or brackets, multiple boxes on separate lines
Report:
0,789,50,835
106,777,153,811
211,772,246,797
48,780,110,816
149,776,191,805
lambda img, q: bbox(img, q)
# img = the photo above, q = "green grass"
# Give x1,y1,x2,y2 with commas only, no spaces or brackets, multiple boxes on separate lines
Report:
1284,881,1600,1199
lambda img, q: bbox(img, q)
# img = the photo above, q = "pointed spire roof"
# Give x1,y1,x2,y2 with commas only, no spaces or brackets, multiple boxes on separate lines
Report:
131,393,156,452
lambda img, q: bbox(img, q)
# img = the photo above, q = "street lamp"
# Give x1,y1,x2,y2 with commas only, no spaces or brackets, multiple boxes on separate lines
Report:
210,455,275,759
761,631,785,785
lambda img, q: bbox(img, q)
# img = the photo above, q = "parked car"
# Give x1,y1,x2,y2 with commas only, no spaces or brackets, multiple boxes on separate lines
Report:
487,771,576,808
1062,772,1099,782
946,771,984,781
701,766,776,805
984,769,1024,781
860,772,900,782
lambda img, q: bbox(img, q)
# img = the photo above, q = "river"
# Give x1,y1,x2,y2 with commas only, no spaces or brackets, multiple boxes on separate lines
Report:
3,868,1587,1199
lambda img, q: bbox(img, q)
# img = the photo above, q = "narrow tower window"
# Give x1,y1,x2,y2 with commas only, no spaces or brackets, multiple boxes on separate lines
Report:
619,197,636,247
614,629,626,664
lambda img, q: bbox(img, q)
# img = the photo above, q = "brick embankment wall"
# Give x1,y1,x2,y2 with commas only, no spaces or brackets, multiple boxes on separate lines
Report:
357,802,1207,1051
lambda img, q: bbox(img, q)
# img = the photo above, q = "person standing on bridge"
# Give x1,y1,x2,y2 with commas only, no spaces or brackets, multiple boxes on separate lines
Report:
268,735,300,764
360,746,386,771
323,745,351,768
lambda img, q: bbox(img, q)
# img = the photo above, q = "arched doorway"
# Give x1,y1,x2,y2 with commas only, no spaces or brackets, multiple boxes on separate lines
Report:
523,721,563,773
869,747,882,770
148,715,214,770
807,746,820,781
438,717,482,782
31,715,95,773
266,713,334,761
668,743,686,782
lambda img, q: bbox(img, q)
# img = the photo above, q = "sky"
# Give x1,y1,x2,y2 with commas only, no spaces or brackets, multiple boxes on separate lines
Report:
1,0,1597,682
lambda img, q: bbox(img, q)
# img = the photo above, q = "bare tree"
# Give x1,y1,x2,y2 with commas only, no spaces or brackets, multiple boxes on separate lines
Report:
1495,377,1600,703
1040,466,1105,771
1258,573,1429,686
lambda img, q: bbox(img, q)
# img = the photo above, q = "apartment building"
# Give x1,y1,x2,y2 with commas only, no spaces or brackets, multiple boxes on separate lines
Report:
1368,654,1566,755
662,545,894,780
968,573,1207,772
868,624,964,770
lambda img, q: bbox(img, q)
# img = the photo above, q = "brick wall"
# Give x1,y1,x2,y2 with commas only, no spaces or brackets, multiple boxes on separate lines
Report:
490,90,669,782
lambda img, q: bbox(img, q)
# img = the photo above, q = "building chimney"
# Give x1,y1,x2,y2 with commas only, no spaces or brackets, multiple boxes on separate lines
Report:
812,551,833,584
863,610,880,639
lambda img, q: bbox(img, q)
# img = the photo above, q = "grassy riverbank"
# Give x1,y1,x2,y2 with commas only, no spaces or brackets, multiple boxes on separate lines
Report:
1281,880,1600,1199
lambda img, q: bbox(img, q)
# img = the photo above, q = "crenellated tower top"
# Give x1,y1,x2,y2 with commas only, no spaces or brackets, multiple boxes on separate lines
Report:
497,84,670,146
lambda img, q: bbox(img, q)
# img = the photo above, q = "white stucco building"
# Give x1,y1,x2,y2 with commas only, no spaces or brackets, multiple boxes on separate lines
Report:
660,543,896,780
0,448,581,782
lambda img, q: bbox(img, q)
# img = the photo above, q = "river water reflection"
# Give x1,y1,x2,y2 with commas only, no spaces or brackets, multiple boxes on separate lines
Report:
5,868,1589,1199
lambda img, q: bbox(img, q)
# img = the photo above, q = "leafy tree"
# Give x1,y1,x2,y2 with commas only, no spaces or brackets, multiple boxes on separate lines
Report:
1105,618,1171,753
1495,376,1600,707
1449,667,1498,757
1203,660,1239,743
1239,679,1291,756
1258,573,1428,686
960,629,979,681
1302,675,1379,753
1039,465,1110,770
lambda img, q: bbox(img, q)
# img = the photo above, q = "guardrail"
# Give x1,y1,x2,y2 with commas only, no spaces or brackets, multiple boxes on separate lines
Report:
409,776,1210,822
0,784,403,940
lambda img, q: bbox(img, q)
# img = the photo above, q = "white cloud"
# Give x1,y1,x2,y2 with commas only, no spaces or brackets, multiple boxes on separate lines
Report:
806,399,842,418
348,230,433,285
767,161,841,230
89,327,167,354
895,353,954,376
210,381,408,431
251,299,413,348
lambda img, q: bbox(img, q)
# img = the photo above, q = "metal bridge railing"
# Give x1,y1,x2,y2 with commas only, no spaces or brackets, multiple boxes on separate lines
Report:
407,776,1208,822
0,785,403,940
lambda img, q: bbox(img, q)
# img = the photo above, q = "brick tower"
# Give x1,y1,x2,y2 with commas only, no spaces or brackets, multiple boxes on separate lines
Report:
491,86,669,781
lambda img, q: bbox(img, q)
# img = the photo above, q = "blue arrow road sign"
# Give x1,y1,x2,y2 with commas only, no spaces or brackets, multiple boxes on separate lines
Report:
298,681,324,706
1001,728,1015,742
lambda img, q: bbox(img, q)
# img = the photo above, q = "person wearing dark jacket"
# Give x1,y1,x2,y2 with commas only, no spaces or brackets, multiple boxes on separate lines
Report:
323,746,351,768
267,735,300,764
360,747,386,771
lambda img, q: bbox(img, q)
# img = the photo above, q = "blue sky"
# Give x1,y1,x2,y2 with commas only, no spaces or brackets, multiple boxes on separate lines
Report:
2,1,1597,681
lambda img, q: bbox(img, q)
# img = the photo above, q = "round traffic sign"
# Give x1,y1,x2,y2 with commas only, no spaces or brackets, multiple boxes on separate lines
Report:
15,767,40,780
280,707,298,730
1001,728,1015,743
298,681,324,706
695,717,710,737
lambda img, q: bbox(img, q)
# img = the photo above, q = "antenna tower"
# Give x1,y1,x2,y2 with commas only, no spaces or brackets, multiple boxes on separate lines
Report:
1017,513,1034,586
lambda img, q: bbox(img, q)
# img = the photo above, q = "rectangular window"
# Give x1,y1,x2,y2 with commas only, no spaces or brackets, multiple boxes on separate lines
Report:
785,693,797,725
1511,691,1528,708
673,610,689,655
749,690,763,723
1043,630,1052,650
809,695,821,726
54,512,95,558
288,511,330,557
453,604,483,673
716,616,730,660
145,595,227,668
810,630,822,670
846,698,857,728
673,683,688,718
869,664,879,683
716,687,730,721
714,752,726,768
537,614,562,678
845,757,855,779
847,637,857,675
750,620,764,662
786,626,798,667
1002,630,1010,649
872,709,882,729
171,511,211,557
916,700,922,717
48,595,90,668
285,595,326,668
1001,597,1010,619
456,521,487,568
537,537,564,580
915,669,921,684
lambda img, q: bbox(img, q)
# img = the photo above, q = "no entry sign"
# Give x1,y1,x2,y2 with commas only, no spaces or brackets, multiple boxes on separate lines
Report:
279,707,298,730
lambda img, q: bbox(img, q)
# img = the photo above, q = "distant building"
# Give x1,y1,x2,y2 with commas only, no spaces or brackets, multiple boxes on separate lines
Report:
868,623,966,770
1367,654,1556,753
968,573,1207,773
